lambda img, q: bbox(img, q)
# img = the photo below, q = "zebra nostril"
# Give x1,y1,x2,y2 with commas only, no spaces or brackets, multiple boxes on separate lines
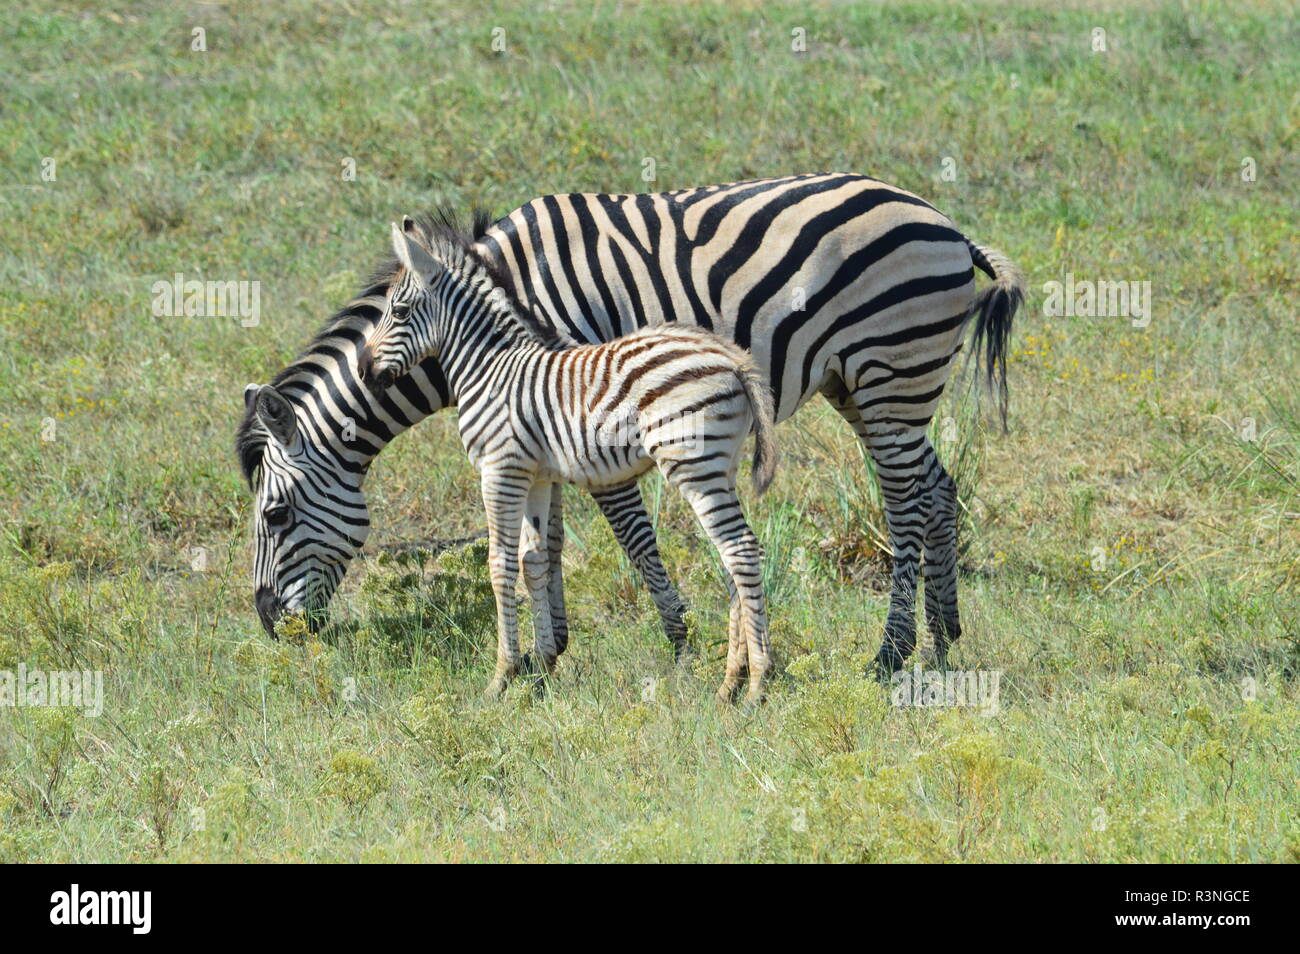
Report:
357,346,373,381
374,367,397,391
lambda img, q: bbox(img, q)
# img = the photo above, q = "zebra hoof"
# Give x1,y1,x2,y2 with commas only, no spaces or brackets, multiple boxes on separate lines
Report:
520,652,556,679
715,680,742,707
483,678,509,700
868,652,905,683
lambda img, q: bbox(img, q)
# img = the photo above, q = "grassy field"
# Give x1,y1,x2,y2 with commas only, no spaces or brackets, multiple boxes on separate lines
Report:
1,0,1297,862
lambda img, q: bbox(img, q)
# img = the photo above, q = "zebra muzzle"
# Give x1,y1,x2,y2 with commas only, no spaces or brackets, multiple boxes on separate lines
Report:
255,585,284,638
357,345,397,391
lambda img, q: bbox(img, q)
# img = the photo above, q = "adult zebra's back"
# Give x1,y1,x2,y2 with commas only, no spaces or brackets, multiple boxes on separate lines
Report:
237,173,1023,673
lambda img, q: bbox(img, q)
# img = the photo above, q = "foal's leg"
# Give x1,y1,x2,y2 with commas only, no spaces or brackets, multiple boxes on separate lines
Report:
519,482,560,679
545,483,570,654
677,485,770,706
722,573,749,689
648,398,767,703
724,581,747,704
523,482,568,675
482,469,529,698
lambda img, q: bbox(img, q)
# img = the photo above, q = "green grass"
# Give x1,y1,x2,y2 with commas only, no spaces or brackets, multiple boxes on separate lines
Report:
1,0,1298,862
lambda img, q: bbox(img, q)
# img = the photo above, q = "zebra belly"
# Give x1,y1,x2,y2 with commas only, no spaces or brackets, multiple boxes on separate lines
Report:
536,439,654,491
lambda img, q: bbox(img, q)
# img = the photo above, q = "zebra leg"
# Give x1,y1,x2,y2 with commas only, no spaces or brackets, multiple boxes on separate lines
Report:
921,450,961,669
722,572,749,684
482,469,529,698
678,486,769,706
866,428,931,677
522,482,570,675
545,482,570,655
822,386,933,677
589,481,692,661
519,482,560,682
713,576,745,703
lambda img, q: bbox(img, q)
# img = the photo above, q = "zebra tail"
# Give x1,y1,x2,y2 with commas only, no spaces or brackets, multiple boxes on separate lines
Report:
963,240,1027,432
734,359,779,495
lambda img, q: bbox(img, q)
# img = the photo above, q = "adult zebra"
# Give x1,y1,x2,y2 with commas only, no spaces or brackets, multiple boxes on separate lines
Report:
236,172,1024,673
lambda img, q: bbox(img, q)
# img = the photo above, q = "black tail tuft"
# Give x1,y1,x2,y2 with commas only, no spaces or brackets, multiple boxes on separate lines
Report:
963,242,1025,432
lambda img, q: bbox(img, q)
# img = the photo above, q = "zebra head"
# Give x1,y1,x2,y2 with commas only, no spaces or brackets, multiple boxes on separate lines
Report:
357,218,447,392
238,383,371,637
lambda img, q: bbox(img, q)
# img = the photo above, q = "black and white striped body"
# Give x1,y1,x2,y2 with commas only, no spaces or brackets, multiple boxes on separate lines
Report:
473,173,1023,671
362,225,777,702
237,173,1023,675
455,328,747,493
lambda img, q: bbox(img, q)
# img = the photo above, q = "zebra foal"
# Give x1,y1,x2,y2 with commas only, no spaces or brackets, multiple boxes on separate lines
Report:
358,218,779,704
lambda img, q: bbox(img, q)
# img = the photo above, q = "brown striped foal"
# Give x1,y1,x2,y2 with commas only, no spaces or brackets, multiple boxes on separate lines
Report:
359,218,779,705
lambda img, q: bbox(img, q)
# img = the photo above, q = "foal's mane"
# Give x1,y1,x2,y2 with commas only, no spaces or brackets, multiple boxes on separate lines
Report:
403,211,571,352
236,206,525,486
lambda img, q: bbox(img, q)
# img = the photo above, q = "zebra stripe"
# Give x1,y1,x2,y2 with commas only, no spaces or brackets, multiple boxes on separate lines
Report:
362,221,777,702
235,173,1023,674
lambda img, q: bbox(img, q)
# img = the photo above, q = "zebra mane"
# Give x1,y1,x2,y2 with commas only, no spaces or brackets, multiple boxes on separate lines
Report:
403,214,572,352
235,206,499,487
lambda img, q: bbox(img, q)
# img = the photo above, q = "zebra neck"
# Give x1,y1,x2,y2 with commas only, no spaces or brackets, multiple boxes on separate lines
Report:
436,294,547,401
284,348,448,480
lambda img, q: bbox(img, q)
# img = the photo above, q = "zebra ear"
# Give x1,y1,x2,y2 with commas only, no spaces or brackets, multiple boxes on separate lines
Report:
243,383,259,411
391,221,414,271
393,220,443,286
254,385,298,448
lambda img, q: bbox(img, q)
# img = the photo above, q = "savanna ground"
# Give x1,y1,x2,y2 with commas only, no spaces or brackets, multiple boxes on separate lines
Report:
1,0,1297,863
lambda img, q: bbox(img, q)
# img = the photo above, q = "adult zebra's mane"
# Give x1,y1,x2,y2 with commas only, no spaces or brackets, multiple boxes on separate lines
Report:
234,207,502,487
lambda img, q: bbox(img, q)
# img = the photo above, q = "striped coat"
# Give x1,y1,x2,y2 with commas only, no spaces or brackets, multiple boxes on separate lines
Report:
237,173,1023,674
361,220,777,702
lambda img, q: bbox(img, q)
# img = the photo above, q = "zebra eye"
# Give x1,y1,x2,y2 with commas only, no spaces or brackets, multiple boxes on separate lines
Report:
391,302,411,321
264,505,290,528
